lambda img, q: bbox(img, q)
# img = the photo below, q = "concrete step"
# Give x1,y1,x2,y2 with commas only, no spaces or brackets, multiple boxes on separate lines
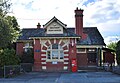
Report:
78,66,104,72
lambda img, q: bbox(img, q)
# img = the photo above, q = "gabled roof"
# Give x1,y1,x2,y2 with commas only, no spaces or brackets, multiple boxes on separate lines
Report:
67,27,106,45
43,16,67,28
18,28,80,40
18,27,105,45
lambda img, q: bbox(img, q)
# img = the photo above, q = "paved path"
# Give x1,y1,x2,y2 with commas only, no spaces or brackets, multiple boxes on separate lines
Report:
0,71,120,83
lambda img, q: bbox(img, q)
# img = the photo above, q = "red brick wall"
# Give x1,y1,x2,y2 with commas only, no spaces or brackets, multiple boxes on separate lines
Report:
74,8,87,39
16,42,24,56
103,51,115,64
33,39,42,71
46,62,64,72
75,8,83,36
77,53,88,67
69,39,77,71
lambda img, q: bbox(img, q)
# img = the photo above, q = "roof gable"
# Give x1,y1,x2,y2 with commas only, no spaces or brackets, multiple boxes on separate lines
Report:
43,16,67,28
43,16,68,35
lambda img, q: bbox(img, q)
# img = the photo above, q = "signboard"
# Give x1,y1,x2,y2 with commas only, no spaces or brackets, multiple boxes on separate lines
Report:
52,61,58,64
47,22,63,34
35,50,40,52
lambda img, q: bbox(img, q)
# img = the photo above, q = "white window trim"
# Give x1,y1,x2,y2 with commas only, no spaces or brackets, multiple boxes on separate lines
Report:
77,48,86,53
23,42,33,48
46,44,64,62
88,48,96,52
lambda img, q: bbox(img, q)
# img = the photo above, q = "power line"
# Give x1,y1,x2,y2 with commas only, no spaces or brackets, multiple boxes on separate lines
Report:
16,18,50,20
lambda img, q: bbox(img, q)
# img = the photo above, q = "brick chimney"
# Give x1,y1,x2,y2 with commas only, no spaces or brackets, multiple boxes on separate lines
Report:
75,7,84,37
37,22,41,28
75,7,87,39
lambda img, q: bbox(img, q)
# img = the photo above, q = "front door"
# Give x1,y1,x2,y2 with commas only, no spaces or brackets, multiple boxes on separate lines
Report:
87,53,97,66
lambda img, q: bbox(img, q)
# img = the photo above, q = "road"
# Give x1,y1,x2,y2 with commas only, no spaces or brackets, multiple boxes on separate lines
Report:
0,71,120,83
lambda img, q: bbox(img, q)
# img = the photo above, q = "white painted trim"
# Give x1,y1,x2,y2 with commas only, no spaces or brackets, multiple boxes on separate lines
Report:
76,45,104,48
62,42,69,48
77,48,86,53
23,46,33,48
41,58,46,60
42,66,46,70
41,54,46,56
64,62,68,64
30,37,80,39
67,44,69,49
39,39,41,44
64,58,69,60
46,59,64,62
48,40,51,45
64,54,68,56
63,66,68,70
54,38,56,44
63,50,69,52
34,39,35,45
75,38,77,44
41,50,47,52
41,62,46,64
43,44,48,48
58,39,62,44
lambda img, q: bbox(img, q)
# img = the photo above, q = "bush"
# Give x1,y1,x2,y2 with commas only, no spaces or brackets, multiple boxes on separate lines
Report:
0,48,20,67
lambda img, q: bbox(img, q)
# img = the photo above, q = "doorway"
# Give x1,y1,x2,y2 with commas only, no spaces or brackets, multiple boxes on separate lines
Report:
87,53,97,66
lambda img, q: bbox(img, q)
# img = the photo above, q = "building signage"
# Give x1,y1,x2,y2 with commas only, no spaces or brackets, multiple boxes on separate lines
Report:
35,49,40,52
49,27,62,31
47,22,64,34
52,61,58,64
47,26,63,34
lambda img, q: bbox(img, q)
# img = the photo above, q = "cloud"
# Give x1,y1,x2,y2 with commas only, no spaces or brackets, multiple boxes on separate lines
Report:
104,36,120,45
82,0,120,43
9,0,120,44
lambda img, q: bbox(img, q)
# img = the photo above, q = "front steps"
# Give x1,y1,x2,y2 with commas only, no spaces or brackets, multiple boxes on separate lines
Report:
78,66,104,72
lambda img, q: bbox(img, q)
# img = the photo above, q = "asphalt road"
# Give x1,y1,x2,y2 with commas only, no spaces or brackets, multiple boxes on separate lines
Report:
0,71,120,83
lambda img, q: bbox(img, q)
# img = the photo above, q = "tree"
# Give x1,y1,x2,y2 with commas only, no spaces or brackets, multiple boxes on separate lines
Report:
0,48,20,67
116,40,120,65
107,42,117,51
0,0,11,17
0,0,20,49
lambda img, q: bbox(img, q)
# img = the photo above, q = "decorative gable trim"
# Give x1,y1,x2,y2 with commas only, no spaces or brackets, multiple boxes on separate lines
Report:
43,16,67,28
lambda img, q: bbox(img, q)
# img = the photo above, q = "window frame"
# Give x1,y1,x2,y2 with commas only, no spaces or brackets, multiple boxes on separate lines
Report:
23,42,33,52
46,44,64,62
77,48,86,53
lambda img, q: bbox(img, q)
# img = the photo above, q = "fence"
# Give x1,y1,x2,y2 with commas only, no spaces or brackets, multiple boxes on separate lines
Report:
1,63,33,78
4,65,21,78
20,63,33,72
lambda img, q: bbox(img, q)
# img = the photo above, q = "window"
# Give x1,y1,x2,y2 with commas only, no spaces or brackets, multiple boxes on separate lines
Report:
77,48,86,53
23,42,33,52
88,48,96,52
47,44,64,60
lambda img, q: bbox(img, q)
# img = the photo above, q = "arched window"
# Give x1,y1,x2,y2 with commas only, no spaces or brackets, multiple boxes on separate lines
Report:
47,44,64,60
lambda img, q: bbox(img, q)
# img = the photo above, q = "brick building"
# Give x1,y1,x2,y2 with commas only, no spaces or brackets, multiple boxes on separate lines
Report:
16,8,114,72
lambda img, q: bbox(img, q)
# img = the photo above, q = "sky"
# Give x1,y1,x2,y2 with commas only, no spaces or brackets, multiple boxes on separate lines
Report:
9,0,120,44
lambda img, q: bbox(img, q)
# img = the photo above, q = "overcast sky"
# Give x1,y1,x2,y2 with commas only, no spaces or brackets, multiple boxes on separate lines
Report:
9,0,120,44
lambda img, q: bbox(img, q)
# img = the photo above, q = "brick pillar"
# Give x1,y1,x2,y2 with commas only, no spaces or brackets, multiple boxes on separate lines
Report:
16,42,24,56
69,38,77,71
33,39,42,71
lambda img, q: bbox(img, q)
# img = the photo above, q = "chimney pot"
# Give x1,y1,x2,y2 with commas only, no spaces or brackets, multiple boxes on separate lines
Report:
75,7,84,36
37,22,41,28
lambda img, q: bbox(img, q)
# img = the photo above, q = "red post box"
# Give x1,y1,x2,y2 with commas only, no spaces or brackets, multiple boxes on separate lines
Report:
71,59,77,72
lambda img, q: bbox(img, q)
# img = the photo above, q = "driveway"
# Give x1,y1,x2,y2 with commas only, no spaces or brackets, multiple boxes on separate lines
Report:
0,71,120,83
